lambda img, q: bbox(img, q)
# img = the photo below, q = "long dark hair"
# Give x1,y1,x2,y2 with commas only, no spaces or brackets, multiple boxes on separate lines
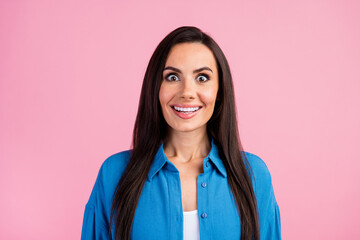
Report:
109,26,259,240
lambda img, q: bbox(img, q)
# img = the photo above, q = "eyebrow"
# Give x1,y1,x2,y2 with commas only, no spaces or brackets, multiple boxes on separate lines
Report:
163,66,213,73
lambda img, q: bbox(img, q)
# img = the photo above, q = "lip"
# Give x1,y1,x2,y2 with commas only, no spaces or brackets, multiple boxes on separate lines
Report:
171,104,203,108
170,105,202,119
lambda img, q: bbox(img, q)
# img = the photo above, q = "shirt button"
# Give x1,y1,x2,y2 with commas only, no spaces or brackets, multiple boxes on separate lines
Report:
201,212,207,218
201,182,207,188
205,161,209,167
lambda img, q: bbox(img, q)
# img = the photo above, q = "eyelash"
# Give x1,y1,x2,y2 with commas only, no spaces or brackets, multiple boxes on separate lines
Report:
164,73,210,82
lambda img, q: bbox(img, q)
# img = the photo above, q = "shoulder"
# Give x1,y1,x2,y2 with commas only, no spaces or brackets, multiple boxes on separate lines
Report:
242,152,281,238
243,151,271,179
242,152,281,237
86,150,132,207
242,151,273,194
94,150,132,194
99,149,132,178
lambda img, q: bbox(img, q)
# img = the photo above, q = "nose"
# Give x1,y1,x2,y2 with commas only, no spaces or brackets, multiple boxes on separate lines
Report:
180,77,196,100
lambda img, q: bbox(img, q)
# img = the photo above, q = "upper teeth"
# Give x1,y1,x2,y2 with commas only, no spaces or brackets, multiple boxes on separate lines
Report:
174,106,200,112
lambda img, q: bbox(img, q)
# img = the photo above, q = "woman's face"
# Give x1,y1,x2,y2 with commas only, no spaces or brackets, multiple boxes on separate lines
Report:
159,42,219,134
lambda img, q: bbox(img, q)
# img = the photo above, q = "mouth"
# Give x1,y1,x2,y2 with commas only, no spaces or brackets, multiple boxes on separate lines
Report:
171,105,202,114
170,105,203,119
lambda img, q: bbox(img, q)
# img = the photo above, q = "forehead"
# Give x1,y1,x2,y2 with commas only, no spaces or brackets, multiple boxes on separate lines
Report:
165,43,217,70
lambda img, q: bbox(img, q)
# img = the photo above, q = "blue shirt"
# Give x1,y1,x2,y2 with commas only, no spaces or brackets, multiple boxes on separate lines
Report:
81,139,281,239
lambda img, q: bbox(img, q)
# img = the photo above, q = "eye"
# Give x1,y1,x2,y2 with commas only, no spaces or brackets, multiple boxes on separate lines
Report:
165,73,180,82
196,73,210,82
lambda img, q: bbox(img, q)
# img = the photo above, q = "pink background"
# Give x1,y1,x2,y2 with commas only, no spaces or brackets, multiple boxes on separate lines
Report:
1,0,359,239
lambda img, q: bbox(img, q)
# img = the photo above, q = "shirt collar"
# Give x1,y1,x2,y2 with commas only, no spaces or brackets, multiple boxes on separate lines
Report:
147,137,227,182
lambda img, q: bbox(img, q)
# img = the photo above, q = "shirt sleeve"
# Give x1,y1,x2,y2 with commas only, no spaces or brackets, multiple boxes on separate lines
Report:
81,204,109,240
81,163,110,240
81,151,131,240
274,201,281,239
259,181,282,240
244,151,282,240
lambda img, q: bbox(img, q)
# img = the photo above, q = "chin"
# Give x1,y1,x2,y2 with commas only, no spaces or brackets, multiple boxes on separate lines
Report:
170,123,207,133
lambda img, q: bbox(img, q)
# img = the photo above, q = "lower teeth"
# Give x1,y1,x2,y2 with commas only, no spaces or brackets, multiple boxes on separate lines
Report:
180,111,195,114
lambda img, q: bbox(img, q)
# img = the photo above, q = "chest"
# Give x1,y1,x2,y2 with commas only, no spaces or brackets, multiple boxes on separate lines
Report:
130,169,240,240
178,172,199,211
175,161,204,212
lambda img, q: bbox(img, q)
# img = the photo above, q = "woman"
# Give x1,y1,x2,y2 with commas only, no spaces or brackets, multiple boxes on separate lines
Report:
81,26,281,240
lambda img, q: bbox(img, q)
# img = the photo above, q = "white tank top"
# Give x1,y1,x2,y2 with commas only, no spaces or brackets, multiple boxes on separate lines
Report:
183,209,200,240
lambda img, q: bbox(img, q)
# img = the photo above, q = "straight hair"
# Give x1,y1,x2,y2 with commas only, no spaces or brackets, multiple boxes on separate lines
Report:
109,26,260,240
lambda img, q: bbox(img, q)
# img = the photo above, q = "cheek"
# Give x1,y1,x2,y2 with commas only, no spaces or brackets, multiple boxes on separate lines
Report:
159,84,166,104
159,84,172,108
200,88,218,105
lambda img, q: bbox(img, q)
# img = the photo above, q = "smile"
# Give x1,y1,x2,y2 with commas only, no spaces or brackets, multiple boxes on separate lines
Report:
173,106,200,113
171,106,202,119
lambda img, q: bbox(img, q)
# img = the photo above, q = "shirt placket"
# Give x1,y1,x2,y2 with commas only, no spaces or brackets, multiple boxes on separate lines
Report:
197,157,212,240
166,170,183,240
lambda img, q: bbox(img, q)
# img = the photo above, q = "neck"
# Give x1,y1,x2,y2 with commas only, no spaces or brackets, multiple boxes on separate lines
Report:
163,126,211,164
